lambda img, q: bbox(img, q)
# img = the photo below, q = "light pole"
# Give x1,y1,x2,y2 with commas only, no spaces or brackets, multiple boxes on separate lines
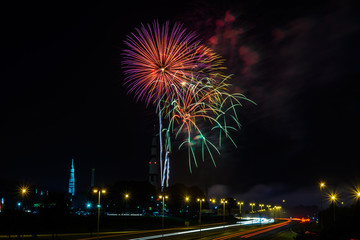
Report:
221,199,227,230
197,198,205,236
259,204,264,211
20,187,27,211
249,203,255,213
259,204,264,224
93,188,106,239
266,205,271,218
330,194,337,223
124,193,130,213
159,195,168,236
237,201,244,219
319,182,325,227
21,188,27,209
273,206,281,221
185,196,190,213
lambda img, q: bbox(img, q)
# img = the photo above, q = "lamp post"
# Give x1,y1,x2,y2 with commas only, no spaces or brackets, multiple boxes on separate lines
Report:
124,193,130,213
159,195,168,236
237,201,244,219
21,188,27,211
93,188,106,239
221,199,228,230
249,203,255,213
330,194,337,223
273,206,281,221
319,182,325,228
266,205,271,218
259,204,264,211
185,196,190,213
197,198,205,236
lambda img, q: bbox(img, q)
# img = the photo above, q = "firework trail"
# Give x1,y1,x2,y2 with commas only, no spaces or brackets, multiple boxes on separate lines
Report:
162,76,252,172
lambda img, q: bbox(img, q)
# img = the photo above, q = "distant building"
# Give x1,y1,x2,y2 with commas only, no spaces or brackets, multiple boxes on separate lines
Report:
149,130,160,188
68,158,75,197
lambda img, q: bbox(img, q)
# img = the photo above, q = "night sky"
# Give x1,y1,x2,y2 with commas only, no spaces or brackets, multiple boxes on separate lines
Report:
1,1,359,207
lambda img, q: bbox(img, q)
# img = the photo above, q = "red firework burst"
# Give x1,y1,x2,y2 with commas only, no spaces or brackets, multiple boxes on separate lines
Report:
122,20,223,105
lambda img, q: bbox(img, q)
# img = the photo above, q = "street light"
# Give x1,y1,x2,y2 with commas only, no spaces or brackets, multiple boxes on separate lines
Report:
221,199,228,230
273,206,281,221
249,203,255,213
319,181,326,228
197,198,205,236
20,187,28,211
124,193,130,213
266,205,271,218
93,188,106,238
159,195,168,236
237,201,244,218
259,204,264,211
329,193,337,222
209,198,216,204
184,196,190,213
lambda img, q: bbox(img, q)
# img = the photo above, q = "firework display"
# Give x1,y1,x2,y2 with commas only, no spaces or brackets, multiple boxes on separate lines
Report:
122,21,253,189
122,21,224,106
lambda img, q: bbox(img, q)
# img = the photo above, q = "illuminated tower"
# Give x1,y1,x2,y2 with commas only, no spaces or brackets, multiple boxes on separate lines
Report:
68,158,75,196
149,130,160,188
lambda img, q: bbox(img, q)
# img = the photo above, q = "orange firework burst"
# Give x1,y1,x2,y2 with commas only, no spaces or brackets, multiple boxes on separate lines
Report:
122,20,224,105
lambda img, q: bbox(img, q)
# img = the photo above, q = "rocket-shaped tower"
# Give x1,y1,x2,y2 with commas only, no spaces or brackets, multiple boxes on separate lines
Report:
149,130,160,188
68,158,75,196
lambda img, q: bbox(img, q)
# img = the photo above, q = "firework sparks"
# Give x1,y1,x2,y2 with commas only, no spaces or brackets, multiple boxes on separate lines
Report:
162,76,252,172
122,20,253,187
122,20,224,106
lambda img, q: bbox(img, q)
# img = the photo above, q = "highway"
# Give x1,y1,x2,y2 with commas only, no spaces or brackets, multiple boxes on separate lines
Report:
0,219,295,240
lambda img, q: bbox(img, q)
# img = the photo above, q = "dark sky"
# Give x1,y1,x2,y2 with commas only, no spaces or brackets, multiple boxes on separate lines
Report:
1,1,359,207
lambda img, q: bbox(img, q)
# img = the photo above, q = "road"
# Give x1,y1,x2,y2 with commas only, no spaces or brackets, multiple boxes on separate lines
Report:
0,220,296,240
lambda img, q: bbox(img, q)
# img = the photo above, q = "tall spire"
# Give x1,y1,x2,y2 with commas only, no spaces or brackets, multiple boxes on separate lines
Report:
69,158,75,196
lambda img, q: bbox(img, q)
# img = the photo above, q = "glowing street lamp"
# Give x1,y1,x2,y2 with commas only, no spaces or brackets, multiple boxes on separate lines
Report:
124,193,130,213
329,193,337,222
273,206,281,220
259,204,264,211
159,195,168,235
249,203,255,213
197,198,205,235
352,187,360,204
93,188,106,238
319,181,326,228
19,186,28,211
221,199,228,230
319,182,326,210
237,201,244,218
184,196,190,213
